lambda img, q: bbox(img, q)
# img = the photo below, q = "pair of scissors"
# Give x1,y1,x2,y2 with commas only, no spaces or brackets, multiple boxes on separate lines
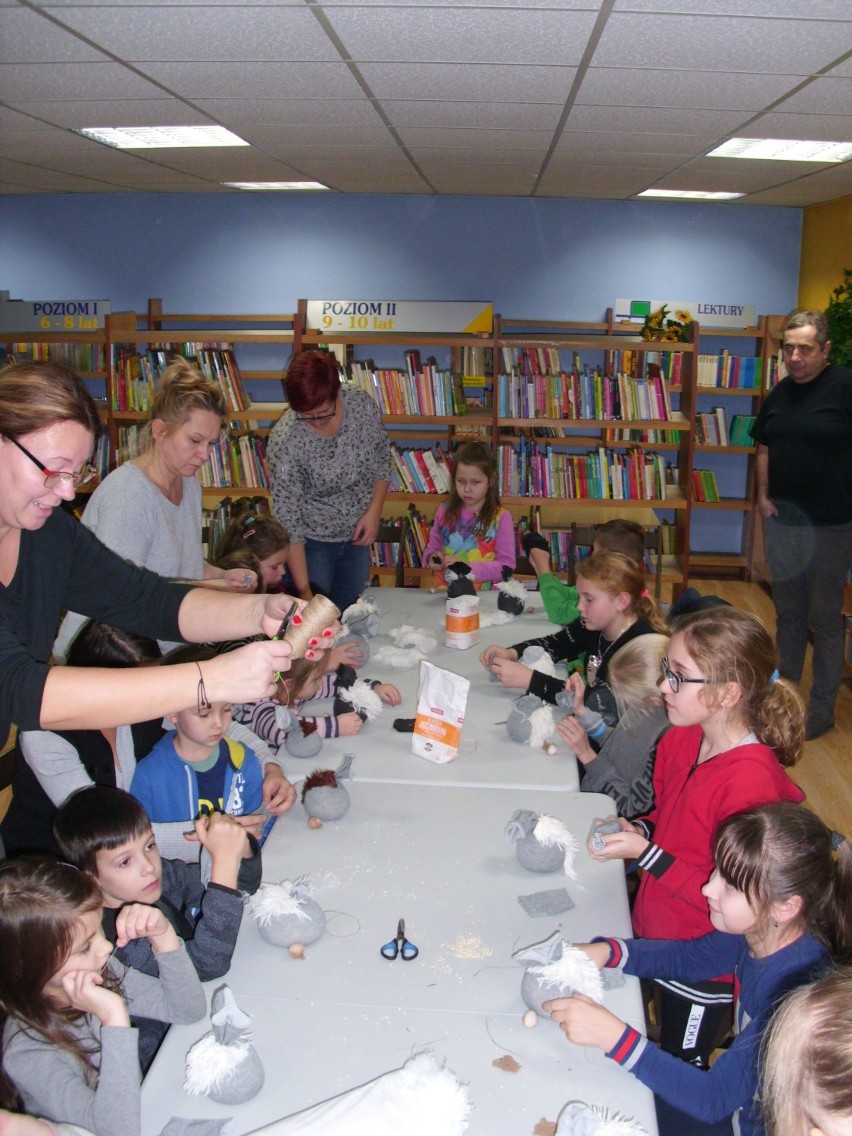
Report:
380,918,418,961
273,601,299,682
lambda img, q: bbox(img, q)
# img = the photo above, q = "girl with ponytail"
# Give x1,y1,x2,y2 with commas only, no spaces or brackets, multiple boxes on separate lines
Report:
589,606,807,1073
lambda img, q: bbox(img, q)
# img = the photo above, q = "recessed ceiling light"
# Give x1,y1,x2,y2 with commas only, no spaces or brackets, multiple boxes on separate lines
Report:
637,189,745,200
77,126,249,149
223,181,330,191
708,138,852,162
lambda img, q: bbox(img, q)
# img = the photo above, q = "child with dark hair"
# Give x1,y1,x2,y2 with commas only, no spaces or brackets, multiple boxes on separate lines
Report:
546,802,851,1136
423,440,515,588
131,645,265,826
0,858,205,1136
54,785,260,1070
214,508,291,593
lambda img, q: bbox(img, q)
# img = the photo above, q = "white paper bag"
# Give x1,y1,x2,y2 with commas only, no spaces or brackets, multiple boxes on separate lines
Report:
411,660,470,764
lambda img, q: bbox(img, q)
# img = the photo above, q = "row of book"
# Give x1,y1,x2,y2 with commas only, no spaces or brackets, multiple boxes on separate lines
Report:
346,362,472,417
609,350,687,384
497,368,673,422
692,469,721,503
696,352,762,389
116,424,268,489
11,341,107,372
111,344,249,413
388,443,454,495
497,441,671,502
694,411,756,447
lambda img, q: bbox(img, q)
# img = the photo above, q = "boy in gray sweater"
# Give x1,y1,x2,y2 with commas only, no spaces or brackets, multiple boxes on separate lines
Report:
54,785,261,1070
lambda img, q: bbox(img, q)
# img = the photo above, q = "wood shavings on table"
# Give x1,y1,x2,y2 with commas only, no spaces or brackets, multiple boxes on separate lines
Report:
449,935,493,960
492,1054,521,1073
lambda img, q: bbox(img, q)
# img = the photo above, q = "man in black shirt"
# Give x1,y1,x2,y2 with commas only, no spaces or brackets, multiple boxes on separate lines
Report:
752,309,852,741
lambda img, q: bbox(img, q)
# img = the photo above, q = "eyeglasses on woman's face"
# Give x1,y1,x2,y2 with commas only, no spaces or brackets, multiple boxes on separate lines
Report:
6,434,97,489
296,400,337,424
660,656,714,694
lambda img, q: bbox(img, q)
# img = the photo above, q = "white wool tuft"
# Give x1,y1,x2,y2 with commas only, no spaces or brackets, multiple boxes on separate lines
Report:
593,1110,649,1136
528,705,556,748
338,679,383,721
184,1032,252,1095
533,815,578,878
372,645,428,670
387,624,438,652
250,882,311,925
342,598,379,626
496,578,528,602
531,943,605,1003
391,1053,473,1136
520,647,558,677
479,610,515,628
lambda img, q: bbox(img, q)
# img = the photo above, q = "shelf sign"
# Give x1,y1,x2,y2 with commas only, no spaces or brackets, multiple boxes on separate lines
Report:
0,298,111,333
306,300,493,335
614,298,755,329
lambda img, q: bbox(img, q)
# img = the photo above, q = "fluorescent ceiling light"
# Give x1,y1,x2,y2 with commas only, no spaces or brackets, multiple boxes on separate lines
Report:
708,138,852,162
223,181,330,191
77,126,249,149
638,189,744,200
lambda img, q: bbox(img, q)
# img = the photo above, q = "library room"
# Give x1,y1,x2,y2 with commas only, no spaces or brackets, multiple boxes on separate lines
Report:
1,3,850,1135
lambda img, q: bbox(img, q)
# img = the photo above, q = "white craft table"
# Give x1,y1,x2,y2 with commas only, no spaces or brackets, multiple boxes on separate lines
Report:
141,784,657,1135
292,585,580,792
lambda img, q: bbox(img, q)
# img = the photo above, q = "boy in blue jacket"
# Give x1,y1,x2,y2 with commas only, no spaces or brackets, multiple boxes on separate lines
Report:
54,784,262,1071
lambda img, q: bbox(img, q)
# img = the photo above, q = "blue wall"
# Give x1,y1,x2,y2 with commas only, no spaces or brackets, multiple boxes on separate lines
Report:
1,192,803,555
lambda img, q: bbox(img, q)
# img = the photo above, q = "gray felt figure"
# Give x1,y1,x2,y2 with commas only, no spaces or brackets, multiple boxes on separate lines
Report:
520,644,559,677
274,703,324,760
506,694,557,751
518,888,575,917
514,931,605,1018
445,562,476,598
590,818,623,851
184,985,265,1105
301,753,355,822
249,876,327,948
341,596,382,637
496,574,527,617
556,1101,649,1136
505,809,578,875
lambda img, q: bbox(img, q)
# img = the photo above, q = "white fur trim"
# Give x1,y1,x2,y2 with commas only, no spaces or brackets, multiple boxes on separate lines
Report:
250,882,312,924
531,944,604,1003
533,815,578,878
372,645,428,670
386,624,438,652
338,679,383,721
184,1032,253,1095
528,705,556,748
496,578,527,601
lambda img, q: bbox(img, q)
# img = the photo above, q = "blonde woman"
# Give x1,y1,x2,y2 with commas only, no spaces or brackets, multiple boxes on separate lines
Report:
55,357,254,659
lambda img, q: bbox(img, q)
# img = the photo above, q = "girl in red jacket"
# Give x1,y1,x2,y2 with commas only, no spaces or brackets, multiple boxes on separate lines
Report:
589,606,805,1071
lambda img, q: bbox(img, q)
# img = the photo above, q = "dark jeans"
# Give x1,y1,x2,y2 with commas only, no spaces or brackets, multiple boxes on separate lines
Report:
764,517,852,720
305,538,371,613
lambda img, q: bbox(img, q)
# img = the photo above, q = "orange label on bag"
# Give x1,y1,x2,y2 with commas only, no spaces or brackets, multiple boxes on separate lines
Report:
445,612,479,633
413,713,463,748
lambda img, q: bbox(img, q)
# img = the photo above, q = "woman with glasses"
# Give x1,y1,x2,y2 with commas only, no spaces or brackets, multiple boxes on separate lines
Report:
54,357,256,662
587,605,806,1083
267,350,391,611
0,360,330,771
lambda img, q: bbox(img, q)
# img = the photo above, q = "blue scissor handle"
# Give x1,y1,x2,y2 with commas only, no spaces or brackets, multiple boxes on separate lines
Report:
380,918,418,960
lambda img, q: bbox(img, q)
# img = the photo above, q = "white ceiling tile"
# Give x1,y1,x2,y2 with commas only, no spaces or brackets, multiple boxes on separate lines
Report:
738,112,852,141
772,77,852,115
381,101,564,131
395,127,553,152
427,172,538,196
576,68,806,111
322,7,600,65
191,99,384,128
358,62,576,104
536,167,656,195
236,125,398,150
250,142,405,165
0,8,106,63
565,105,752,135
0,62,168,102
52,6,341,63
7,100,209,129
413,150,545,173
614,0,851,18
593,12,849,74
137,61,365,100
545,154,683,177
555,130,721,156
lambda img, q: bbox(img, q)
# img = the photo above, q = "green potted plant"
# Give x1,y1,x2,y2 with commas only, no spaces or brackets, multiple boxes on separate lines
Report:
824,267,852,367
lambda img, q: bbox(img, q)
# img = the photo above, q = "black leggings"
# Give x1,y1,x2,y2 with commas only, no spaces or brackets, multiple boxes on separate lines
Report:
657,980,733,1068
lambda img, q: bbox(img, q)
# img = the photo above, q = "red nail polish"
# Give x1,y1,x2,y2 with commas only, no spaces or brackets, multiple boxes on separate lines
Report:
309,637,319,647
322,628,334,637
292,613,302,625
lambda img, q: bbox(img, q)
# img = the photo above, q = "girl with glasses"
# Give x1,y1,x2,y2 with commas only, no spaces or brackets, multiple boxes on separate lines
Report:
587,606,806,1077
